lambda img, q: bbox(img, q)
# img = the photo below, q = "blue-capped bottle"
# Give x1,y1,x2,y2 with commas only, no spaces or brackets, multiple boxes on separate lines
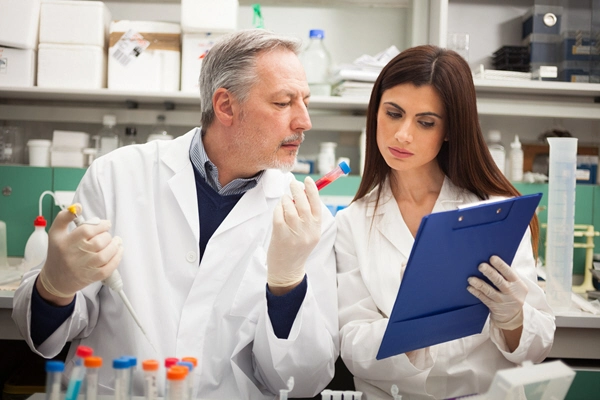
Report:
300,29,332,96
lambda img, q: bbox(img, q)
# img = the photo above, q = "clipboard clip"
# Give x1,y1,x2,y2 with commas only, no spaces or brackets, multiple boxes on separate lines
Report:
452,198,514,230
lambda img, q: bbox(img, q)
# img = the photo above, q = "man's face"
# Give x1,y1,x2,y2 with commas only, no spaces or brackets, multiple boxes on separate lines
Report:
230,48,312,174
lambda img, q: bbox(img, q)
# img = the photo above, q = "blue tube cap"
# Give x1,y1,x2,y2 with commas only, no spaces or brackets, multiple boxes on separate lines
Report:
123,356,137,367
46,360,65,372
339,161,351,174
177,361,194,371
113,358,130,369
309,29,324,39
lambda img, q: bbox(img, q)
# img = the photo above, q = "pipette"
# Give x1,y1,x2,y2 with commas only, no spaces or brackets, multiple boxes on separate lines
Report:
315,161,351,191
67,204,158,354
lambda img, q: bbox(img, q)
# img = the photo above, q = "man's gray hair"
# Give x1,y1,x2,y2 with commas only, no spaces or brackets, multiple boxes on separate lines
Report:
199,29,302,128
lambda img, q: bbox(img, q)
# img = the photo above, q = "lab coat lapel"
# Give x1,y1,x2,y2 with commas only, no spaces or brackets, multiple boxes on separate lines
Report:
212,169,285,237
371,182,415,260
432,176,468,212
163,129,200,241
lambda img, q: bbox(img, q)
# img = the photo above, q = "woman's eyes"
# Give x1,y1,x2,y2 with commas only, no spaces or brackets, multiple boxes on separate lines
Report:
386,110,402,118
386,110,436,128
419,121,435,128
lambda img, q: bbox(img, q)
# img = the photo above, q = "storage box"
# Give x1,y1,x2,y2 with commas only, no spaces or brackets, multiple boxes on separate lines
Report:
39,0,110,47
0,47,36,87
37,43,106,89
50,147,85,168
181,0,238,33
0,0,41,49
181,33,224,93
558,60,590,82
52,130,90,149
108,21,181,92
523,33,560,64
560,31,597,62
576,155,598,184
522,5,562,39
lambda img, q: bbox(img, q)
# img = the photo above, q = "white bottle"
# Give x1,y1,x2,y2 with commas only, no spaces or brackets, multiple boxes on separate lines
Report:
147,115,173,142
23,216,49,272
97,115,120,157
487,130,505,175
318,142,337,175
509,135,524,182
300,29,332,96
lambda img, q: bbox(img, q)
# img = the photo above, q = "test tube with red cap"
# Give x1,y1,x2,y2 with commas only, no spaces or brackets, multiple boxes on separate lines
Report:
315,161,351,191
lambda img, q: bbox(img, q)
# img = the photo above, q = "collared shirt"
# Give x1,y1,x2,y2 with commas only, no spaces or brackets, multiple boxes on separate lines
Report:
189,129,263,195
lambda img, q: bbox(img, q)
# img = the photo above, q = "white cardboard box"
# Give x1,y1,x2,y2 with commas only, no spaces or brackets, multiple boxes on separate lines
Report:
50,147,85,168
181,33,224,93
39,0,110,47
108,20,181,92
180,0,238,33
38,43,106,89
52,130,90,149
0,47,36,87
0,0,41,50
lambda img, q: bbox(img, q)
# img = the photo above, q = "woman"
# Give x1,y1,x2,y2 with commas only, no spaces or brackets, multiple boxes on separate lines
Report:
335,45,555,399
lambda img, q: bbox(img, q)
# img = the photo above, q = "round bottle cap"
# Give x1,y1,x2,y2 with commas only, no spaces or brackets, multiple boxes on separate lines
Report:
181,357,197,367
165,357,179,368
142,360,159,371
339,161,351,174
76,345,94,358
45,361,65,373
167,366,187,380
113,358,130,369
33,216,47,227
309,29,325,39
84,356,103,368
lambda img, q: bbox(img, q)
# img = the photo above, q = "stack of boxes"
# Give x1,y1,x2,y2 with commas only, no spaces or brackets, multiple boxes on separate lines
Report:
179,0,239,93
521,4,562,81
0,0,41,87
108,20,182,92
37,0,110,89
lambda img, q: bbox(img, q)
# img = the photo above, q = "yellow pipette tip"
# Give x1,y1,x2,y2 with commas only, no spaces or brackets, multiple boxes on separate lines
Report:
67,204,81,216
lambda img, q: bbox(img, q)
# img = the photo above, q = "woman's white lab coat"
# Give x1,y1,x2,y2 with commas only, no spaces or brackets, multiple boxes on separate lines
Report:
335,177,555,400
13,128,339,400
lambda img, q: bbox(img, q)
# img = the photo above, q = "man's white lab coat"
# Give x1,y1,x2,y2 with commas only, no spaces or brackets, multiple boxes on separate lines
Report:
13,128,339,399
335,177,554,400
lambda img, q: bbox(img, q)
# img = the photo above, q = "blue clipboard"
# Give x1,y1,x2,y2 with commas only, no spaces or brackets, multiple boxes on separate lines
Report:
376,193,542,360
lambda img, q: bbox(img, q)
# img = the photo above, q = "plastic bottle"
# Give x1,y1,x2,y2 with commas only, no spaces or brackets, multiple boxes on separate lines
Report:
84,356,102,400
45,360,64,400
142,360,159,400
97,115,120,157
486,130,505,175
509,135,524,182
124,127,138,146
23,215,49,272
318,142,337,176
176,361,194,400
166,367,187,400
147,115,173,142
113,358,130,400
65,345,94,400
300,29,332,96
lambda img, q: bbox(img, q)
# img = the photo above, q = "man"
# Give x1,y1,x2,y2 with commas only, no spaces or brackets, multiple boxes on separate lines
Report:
12,29,339,399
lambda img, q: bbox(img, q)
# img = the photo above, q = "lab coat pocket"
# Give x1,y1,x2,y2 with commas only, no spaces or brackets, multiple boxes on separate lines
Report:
229,247,267,323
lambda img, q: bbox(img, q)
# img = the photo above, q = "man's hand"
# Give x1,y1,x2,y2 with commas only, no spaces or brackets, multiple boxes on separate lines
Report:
267,177,321,294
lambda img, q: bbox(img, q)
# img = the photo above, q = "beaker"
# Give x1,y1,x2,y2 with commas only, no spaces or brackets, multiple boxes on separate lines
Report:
545,137,577,312
0,126,24,164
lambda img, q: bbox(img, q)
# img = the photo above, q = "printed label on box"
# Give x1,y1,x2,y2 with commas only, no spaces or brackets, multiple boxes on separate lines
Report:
110,30,150,67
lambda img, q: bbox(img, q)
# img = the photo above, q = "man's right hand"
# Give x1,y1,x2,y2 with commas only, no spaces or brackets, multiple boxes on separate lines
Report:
37,208,123,305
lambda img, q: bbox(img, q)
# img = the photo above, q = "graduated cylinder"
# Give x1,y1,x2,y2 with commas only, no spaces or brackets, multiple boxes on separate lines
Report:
545,137,577,312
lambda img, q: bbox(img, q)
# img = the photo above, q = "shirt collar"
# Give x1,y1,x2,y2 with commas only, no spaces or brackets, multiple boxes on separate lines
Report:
189,129,263,196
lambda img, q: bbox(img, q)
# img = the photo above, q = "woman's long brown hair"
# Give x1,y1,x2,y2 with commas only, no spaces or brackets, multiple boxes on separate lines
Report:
355,45,539,257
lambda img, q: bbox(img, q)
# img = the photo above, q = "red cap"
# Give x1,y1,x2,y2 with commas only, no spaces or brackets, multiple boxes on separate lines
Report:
76,345,93,358
34,216,47,227
165,357,179,368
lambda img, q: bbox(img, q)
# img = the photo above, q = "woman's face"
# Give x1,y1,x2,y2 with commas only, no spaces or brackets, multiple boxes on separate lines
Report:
376,83,446,175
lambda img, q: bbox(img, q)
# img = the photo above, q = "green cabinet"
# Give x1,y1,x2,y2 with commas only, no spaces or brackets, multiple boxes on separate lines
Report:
0,165,86,257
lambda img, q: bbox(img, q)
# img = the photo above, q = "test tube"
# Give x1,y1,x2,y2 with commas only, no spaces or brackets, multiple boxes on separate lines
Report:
45,360,64,400
176,361,194,400
84,356,102,400
65,345,94,400
124,356,137,400
142,360,159,400
165,367,187,400
315,161,351,191
113,358,130,400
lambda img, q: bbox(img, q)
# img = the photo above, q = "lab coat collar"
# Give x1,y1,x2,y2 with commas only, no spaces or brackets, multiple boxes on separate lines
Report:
365,175,470,259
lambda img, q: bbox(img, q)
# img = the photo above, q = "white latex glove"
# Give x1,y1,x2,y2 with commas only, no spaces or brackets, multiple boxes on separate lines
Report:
467,255,528,330
38,204,124,298
267,177,321,288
